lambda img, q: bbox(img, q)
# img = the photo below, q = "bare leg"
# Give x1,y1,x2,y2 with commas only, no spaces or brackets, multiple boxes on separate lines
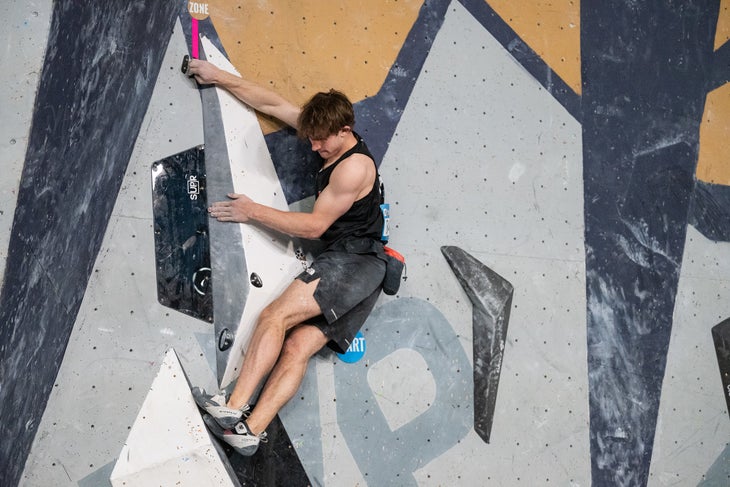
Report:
227,278,323,410
245,325,329,435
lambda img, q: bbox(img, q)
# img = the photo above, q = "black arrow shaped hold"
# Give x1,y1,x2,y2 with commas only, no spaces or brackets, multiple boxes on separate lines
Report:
441,246,514,443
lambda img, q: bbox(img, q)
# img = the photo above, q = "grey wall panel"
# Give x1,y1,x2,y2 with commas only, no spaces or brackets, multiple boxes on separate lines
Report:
0,2,179,485
17,18,209,487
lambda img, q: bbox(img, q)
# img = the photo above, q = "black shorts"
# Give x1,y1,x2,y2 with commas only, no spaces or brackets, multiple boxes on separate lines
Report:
297,248,386,354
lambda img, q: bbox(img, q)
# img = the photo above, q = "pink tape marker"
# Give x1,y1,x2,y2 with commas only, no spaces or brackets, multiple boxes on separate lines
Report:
191,18,199,58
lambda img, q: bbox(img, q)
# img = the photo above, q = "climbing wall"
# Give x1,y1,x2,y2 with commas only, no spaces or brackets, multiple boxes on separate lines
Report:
1,1,729,486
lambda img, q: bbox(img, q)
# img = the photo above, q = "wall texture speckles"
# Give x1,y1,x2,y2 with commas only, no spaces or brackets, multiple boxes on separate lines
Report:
2,0,730,486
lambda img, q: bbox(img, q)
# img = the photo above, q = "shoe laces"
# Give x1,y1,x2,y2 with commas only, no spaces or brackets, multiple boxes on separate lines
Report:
215,391,250,417
240,403,251,418
233,421,268,443
210,393,227,405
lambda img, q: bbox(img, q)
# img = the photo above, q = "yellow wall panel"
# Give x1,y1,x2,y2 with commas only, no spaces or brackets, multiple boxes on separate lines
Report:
486,0,581,94
208,0,422,133
700,0,730,186
715,0,730,49
697,82,730,185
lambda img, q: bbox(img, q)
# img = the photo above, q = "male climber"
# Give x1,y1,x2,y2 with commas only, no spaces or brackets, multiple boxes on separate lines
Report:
186,58,387,455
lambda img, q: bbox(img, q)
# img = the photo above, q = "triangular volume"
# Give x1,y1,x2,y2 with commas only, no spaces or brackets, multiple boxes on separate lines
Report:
110,349,238,486
199,36,303,387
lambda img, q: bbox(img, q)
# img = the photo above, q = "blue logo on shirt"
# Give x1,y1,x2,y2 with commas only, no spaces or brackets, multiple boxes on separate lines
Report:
338,331,366,363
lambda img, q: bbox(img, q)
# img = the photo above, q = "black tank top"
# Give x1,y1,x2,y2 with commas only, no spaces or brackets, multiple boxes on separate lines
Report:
316,133,384,247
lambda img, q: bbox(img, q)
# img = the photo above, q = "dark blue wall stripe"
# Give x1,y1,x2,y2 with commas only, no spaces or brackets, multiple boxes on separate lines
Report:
690,181,730,242
581,1,719,485
709,40,730,91
0,2,178,485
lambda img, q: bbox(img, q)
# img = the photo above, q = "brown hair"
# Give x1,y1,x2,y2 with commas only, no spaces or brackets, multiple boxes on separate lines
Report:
297,89,355,140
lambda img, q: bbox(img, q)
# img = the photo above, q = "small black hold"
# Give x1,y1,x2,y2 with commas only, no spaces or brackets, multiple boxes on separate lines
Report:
218,328,234,351
250,272,263,288
181,54,190,75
